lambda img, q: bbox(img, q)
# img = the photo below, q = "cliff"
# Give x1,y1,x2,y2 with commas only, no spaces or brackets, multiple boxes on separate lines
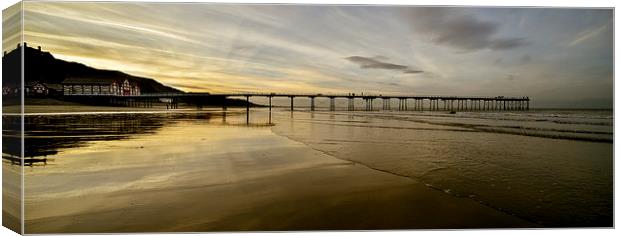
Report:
2,44,182,93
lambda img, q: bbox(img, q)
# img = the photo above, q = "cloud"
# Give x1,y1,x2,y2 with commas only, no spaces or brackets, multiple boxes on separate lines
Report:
345,56,424,74
520,54,532,64
490,38,529,50
404,69,424,74
566,21,610,47
406,8,530,52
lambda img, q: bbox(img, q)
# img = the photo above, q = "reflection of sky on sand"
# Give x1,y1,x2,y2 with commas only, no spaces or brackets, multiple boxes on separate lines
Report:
25,110,341,220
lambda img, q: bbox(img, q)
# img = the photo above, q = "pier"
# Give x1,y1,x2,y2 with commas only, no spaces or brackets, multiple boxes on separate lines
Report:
65,92,530,111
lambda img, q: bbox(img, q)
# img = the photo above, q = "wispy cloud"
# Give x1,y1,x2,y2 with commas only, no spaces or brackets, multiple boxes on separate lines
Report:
2,3,22,51
345,56,424,74
566,21,611,47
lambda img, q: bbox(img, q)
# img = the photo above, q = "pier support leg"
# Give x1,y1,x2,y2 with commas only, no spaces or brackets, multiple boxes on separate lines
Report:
348,98,351,111
348,98,354,111
290,97,294,111
330,97,335,111
310,97,315,111
513,101,516,110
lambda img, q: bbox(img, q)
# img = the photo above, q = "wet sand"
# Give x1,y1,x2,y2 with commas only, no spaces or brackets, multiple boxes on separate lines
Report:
24,151,535,233
22,104,176,114
26,165,534,233
21,110,535,233
2,160,22,233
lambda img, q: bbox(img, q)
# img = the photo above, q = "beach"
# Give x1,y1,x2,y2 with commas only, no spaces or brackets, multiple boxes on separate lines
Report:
3,105,611,232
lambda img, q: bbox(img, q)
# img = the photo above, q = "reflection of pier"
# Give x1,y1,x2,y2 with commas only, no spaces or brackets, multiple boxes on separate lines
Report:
65,93,531,111
2,111,275,166
3,155,51,167
221,110,273,125
2,113,171,166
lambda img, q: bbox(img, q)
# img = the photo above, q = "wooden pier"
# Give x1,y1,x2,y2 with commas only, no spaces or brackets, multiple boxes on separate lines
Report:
212,93,530,112
65,93,530,112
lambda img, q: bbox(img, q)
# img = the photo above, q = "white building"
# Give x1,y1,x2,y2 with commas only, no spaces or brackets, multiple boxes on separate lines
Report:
62,77,140,96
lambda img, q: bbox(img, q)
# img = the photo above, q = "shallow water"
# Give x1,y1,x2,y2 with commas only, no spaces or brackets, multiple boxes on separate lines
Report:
271,109,613,227
3,108,613,229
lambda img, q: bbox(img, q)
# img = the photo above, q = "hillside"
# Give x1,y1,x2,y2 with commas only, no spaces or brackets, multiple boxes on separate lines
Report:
2,44,182,93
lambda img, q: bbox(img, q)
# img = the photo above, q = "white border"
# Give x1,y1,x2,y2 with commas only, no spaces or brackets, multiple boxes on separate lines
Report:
0,1,617,236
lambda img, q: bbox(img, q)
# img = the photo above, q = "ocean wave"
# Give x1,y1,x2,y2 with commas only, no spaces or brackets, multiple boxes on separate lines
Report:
311,111,613,143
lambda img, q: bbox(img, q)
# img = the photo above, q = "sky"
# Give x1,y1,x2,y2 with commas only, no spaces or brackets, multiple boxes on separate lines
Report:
2,2,614,108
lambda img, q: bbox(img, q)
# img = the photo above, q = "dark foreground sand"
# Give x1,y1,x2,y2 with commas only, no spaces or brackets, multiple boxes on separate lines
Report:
26,165,536,233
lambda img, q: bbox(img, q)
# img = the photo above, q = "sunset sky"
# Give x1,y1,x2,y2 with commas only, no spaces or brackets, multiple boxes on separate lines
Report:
2,2,614,108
